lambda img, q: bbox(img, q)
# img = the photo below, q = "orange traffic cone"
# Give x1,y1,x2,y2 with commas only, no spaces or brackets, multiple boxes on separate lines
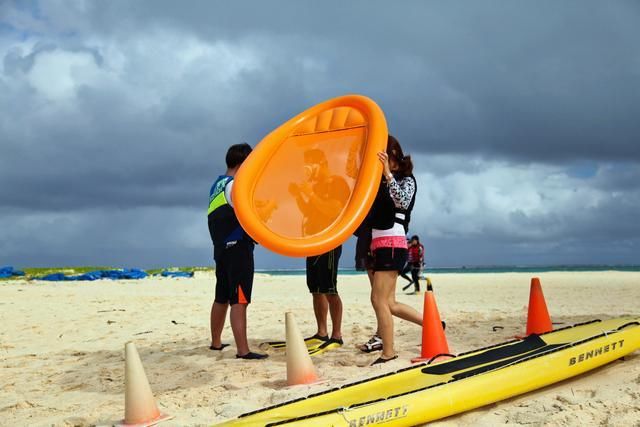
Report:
119,342,172,427
285,312,319,386
519,277,553,337
411,291,451,363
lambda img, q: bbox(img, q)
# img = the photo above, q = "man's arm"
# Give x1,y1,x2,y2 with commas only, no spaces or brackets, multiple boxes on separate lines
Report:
225,180,234,208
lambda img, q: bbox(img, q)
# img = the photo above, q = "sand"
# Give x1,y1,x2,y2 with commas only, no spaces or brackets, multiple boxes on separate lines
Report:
1,271,639,426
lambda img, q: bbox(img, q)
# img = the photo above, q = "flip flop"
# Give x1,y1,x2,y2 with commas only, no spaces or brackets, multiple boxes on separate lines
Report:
236,351,269,360
309,337,343,356
371,355,398,365
262,334,328,349
209,343,230,351
305,334,330,351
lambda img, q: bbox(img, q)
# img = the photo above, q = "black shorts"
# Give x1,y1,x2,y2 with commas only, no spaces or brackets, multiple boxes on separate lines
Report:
372,247,408,272
213,241,254,304
306,246,341,294
355,233,374,271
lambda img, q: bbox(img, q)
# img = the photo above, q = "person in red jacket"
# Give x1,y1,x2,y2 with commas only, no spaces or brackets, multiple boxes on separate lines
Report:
407,235,424,293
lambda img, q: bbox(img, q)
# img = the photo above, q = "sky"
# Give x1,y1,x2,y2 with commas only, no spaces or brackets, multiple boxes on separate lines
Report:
1,1,639,269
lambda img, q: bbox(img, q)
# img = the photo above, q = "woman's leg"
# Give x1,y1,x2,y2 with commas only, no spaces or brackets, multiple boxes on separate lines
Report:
359,269,382,352
388,294,423,326
371,270,398,359
366,269,380,335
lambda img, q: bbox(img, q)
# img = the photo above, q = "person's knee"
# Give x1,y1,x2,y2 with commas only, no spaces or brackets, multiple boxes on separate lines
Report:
388,302,401,316
326,294,341,303
230,302,248,312
371,293,386,310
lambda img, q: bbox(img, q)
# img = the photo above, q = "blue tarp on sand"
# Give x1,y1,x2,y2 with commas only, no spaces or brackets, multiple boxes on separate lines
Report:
160,270,194,278
0,266,26,278
36,269,148,281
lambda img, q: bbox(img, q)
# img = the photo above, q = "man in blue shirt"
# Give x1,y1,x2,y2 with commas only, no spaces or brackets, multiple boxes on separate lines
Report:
208,143,267,359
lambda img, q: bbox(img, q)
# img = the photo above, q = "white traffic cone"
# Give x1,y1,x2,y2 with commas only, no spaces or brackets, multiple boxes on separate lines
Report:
119,341,172,426
285,312,319,386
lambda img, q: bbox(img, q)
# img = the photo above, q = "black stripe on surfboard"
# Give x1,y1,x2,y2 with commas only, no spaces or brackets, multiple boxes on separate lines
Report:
448,322,636,383
450,342,565,380
617,321,640,330
453,319,603,359
421,334,548,375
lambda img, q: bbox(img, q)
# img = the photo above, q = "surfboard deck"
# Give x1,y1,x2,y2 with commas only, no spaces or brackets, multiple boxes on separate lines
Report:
215,317,640,426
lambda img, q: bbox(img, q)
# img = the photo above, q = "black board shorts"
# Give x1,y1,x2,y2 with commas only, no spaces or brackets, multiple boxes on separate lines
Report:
372,247,408,272
213,241,254,304
306,246,342,295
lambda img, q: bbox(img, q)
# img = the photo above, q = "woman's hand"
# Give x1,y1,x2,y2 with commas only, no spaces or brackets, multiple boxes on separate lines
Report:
377,151,392,179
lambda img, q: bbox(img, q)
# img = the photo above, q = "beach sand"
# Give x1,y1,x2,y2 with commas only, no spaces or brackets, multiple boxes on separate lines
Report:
1,271,639,426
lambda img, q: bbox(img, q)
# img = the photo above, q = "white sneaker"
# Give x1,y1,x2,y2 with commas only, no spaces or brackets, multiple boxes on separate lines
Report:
359,335,383,353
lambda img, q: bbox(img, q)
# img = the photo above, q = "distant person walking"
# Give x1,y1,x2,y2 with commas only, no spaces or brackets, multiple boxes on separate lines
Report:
401,235,425,293
208,143,267,360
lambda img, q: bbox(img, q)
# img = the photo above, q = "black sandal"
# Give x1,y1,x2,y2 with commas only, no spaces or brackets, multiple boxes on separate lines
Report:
209,343,230,351
371,355,398,365
236,351,269,360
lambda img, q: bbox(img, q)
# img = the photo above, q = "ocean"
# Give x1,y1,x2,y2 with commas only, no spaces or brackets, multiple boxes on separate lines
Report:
256,265,640,276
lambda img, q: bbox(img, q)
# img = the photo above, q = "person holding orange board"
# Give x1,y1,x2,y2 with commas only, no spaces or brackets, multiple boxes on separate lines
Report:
208,143,268,360
368,135,422,364
290,149,350,354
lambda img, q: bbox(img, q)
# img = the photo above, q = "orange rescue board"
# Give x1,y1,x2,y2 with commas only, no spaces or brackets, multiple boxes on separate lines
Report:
233,95,388,257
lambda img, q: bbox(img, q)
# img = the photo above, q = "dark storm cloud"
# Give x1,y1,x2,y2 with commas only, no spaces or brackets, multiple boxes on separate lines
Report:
1,1,639,267
69,0,640,162
593,163,640,192
0,36,324,212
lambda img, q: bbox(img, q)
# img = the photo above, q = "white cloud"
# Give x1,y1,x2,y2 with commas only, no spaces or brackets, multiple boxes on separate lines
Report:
410,154,622,242
26,49,105,99
120,29,261,87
